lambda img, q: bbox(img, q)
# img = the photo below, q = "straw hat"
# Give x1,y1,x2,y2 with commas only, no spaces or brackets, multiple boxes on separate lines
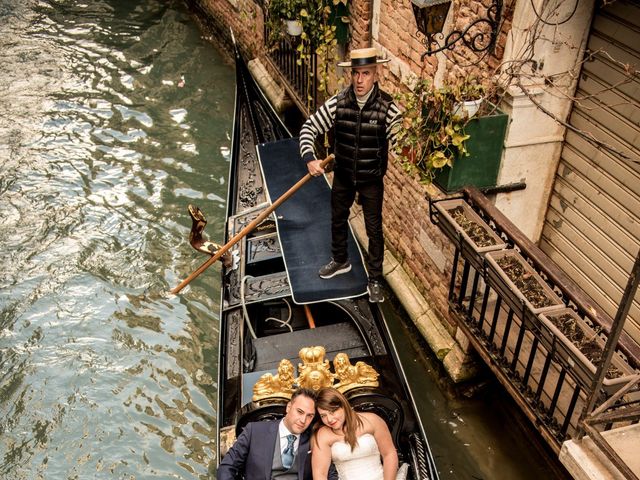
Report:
337,47,390,68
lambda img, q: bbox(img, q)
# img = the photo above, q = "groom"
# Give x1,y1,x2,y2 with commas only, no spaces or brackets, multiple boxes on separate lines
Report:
217,388,335,480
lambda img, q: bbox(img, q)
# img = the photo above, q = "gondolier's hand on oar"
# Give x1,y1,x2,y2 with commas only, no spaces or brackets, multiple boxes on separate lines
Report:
307,155,334,176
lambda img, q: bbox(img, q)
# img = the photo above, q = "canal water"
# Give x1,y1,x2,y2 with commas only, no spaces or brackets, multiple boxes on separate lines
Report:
0,0,561,478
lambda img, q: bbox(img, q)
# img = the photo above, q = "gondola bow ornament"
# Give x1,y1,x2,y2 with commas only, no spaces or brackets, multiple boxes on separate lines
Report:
188,204,234,268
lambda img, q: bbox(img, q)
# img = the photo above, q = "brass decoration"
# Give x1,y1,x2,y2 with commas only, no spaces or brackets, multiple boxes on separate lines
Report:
251,346,380,402
252,359,296,402
296,346,335,392
333,352,379,393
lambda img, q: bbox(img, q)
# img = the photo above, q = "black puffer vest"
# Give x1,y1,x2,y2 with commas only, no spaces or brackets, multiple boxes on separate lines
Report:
334,83,393,184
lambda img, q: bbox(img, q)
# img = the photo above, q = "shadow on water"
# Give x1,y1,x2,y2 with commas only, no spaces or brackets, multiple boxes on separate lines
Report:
380,295,572,479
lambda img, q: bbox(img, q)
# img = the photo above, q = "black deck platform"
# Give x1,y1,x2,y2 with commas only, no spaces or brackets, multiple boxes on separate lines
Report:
257,138,368,304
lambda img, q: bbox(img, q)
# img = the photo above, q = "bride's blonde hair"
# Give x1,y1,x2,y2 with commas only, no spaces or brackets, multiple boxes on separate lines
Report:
314,387,363,451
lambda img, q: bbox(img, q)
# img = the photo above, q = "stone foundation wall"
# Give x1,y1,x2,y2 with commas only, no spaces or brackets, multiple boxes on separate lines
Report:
191,0,266,59
383,166,455,332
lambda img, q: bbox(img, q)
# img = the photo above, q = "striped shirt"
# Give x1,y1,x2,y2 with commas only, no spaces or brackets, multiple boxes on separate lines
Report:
299,88,403,163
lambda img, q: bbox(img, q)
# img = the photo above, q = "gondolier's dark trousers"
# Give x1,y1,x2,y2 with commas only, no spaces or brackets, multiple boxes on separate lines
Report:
331,172,384,280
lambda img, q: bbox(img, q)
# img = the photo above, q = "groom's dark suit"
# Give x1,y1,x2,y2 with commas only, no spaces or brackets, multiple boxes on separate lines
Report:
217,419,312,480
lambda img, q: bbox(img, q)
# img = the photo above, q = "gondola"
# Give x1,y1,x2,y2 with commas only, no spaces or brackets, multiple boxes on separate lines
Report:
195,42,440,479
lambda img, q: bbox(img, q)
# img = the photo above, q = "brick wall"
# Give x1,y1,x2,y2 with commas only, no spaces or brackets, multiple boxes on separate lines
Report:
383,164,457,333
356,0,515,345
350,0,372,47
365,0,514,339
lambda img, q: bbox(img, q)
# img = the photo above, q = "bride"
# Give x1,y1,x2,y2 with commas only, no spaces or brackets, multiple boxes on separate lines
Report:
311,387,401,480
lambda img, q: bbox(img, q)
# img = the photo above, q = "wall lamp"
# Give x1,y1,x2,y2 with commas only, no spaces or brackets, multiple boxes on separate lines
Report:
411,0,503,60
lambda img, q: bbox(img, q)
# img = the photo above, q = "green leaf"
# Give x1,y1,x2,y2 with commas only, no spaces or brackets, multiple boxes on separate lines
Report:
451,132,470,147
430,151,448,169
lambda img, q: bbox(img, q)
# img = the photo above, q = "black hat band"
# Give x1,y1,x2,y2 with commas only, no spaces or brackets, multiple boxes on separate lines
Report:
350,56,377,67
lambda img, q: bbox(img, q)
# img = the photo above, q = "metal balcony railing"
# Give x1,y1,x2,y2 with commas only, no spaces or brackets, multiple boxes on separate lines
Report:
581,373,640,480
429,187,640,459
264,22,319,115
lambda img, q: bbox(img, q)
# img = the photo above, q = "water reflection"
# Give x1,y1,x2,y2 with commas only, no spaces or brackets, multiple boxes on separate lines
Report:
0,0,232,477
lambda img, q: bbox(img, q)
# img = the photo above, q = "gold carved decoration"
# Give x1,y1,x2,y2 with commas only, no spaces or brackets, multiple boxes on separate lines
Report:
252,358,296,402
332,352,379,393
296,346,335,392
251,346,379,402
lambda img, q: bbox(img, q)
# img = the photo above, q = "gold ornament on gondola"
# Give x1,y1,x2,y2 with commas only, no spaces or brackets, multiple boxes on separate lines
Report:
188,204,233,267
251,346,379,401
332,352,379,393
296,346,335,392
252,358,296,402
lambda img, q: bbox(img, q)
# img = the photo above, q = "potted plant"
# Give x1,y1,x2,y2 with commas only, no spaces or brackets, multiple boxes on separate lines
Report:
484,249,565,330
538,308,637,394
295,0,350,104
452,76,485,119
265,0,350,110
285,19,303,36
394,76,509,192
266,0,305,38
433,198,507,271
394,78,470,184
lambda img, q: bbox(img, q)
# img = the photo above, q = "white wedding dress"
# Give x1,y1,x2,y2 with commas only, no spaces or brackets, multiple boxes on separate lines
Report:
330,433,408,480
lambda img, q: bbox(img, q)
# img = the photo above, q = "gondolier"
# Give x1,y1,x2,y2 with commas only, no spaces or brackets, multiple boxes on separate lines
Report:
300,47,402,303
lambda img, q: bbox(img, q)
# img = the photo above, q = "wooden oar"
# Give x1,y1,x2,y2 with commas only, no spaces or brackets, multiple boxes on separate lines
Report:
171,154,335,294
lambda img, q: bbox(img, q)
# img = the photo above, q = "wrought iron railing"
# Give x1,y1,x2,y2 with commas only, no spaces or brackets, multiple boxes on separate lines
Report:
579,251,640,480
581,374,640,480
429,187,640,455
264,22,319,115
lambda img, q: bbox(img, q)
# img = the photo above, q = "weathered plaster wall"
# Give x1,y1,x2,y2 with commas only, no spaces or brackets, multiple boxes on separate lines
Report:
495,0,595,242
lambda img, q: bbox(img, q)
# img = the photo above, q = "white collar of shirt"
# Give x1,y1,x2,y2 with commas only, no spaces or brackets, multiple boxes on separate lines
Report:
356,87,374,110
278,421,300,454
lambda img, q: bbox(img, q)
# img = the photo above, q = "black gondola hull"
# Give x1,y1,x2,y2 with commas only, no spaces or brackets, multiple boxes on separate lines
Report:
215,45,439,480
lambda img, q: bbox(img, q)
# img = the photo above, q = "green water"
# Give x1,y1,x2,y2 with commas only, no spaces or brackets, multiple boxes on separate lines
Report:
380,299,565,480
0,1,564,478
0,1,232,478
